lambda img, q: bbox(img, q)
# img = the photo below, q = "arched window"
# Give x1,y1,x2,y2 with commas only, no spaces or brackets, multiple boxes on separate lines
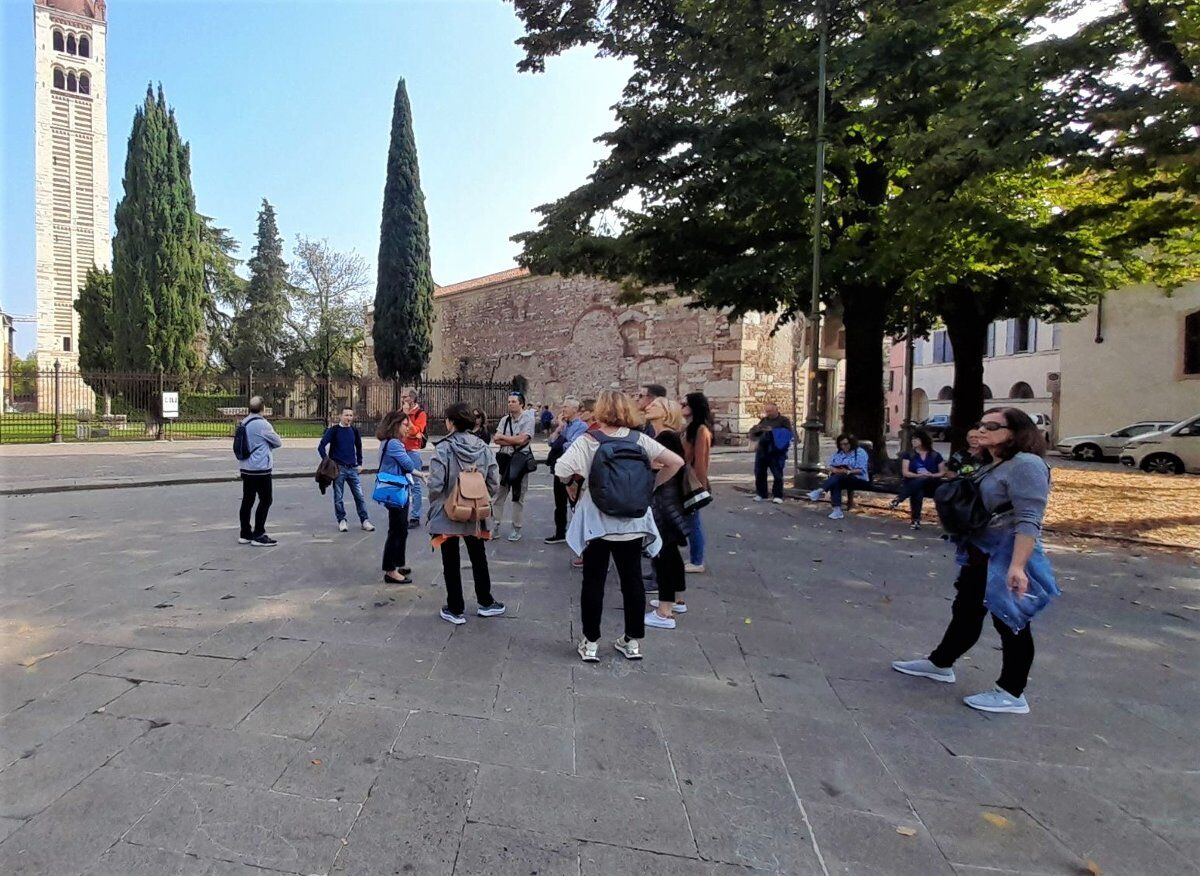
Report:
1009,381,1034,400
1184,310,1200,375
78,35,90,57
66,34,77,55
937,386,954,401
53,30,64,52
982,384,993,400
53,68,65,89
66,71,77,92
79,72,90,95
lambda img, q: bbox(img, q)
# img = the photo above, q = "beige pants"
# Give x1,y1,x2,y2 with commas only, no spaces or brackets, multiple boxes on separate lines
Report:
493,483,524,529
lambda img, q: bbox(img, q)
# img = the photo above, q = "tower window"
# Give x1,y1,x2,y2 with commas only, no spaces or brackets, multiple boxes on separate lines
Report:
53,68,65,90
66,34,77,55
53,30,64,52
63,336,72,353
79,72,90,95
79,36,90,57
67,71,77,93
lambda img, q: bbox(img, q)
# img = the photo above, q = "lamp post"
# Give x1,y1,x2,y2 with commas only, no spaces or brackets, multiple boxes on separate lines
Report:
799,0,828,478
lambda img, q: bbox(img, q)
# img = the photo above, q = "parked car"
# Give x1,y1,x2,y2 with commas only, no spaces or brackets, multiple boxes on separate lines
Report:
919,414,951,440
1056,420,1178,461
1030,412,1053,445
1120,415,1200,475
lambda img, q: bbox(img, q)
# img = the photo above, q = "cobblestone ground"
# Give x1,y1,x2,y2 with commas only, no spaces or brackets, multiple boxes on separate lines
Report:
0,453,1197,875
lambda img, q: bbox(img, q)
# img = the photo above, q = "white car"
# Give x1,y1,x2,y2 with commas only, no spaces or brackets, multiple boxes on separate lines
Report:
1056,421,1179,461
1120,415,1200,475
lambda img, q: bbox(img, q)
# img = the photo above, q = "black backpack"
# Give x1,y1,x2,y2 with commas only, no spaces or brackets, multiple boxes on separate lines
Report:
934,462,1011,537
232,415,259,461
587,431,656,518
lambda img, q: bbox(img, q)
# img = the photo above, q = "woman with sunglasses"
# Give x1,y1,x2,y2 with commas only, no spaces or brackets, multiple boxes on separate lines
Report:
892,408,1054,715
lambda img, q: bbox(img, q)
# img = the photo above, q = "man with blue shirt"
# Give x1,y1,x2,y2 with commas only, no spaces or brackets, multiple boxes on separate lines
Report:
544,396,587,545
318,408,375,533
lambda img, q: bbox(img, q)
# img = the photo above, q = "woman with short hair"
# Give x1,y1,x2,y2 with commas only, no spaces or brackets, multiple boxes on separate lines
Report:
807,434,871,519
892,407,1056,715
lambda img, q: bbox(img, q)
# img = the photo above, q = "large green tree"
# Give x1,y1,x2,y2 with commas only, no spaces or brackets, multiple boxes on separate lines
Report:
73,265,117,413
111,84,206,374
373,79,434,385
230,199,288,374
199,216,245,371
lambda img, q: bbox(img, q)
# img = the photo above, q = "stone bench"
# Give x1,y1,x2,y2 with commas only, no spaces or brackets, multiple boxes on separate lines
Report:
216,407,273,418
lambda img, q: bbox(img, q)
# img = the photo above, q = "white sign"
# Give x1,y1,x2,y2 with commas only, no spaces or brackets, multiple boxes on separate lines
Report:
162,392,180,419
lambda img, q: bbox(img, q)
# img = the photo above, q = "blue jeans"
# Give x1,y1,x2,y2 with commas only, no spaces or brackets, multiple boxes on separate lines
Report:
409,472,423,520
333,464,369,522
755,448,786,499
820,473,872,508
689,508,706,566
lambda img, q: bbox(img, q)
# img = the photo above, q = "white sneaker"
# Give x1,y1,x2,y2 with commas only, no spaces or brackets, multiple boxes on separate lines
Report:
891,658,956,684
644,610,676,630
829,508,845,520
361,520,375,532
650,599,687,614
752,496,766,503
338,520,349,532
507,529,522,542
683,563,705,574
577,638,600,663
807,489,824,501
614,636,643,660
771,497,784,505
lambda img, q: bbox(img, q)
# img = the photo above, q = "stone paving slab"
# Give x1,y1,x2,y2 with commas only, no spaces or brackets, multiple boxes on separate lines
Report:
1,452,1198,875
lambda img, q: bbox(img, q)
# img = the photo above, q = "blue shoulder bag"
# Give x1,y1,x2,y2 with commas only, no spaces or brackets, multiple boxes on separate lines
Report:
372,439,411,509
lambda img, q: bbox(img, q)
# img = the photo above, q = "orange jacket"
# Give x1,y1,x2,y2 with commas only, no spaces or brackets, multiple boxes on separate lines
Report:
403,406,427,451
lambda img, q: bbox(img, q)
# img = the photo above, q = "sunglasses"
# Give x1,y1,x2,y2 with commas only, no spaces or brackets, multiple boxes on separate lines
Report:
973,421,1008,432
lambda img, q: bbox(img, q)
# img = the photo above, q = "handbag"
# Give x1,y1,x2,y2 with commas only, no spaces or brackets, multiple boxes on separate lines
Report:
682,466,712,511
371,440,411,509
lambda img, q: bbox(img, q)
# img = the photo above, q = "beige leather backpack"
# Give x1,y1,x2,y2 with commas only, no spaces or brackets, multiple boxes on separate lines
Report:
443,465,491,523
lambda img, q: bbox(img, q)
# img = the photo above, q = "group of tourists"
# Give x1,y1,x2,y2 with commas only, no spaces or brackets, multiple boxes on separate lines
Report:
233,386,1056,715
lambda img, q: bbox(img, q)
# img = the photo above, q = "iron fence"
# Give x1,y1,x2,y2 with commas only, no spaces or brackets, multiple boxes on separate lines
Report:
0,366,512,444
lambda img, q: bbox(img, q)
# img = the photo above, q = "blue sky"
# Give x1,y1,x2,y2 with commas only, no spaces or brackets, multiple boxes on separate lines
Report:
0,0,631,354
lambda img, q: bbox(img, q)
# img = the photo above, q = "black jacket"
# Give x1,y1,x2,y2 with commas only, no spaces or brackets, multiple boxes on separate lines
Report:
652,467,693,547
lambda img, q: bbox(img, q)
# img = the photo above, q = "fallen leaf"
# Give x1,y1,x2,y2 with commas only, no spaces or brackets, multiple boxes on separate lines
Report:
895,826,917,837
311,759,322,766
1182,605,1200,612
981,812,1011,829
1084,861,1102,875
744,618,752,624
1071,628,1086,634
18,651,58,668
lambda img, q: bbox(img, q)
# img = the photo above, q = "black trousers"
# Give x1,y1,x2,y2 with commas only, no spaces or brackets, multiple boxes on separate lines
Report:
652,545,686,603
755,448,786,499
581,539,645,642
382,504,410,571
551,476,569,538
239,473,272,539
896,477,940,522
928,552,1035,697
440,536,495,616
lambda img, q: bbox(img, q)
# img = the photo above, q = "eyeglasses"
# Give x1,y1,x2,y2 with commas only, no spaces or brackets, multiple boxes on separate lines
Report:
973,421,1008,432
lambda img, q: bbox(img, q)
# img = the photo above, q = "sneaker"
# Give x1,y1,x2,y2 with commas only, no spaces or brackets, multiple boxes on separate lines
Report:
910,521,921,530
888,497,902,510
807,489,824,501
613,636,643,660
577,638,600,662
362,520,375,532
772,497,784,505
477,601,507,618
891,658,956,684
544,534,567,545
238,536,252,545
684,563,705,574
752,496,767,503
650,599,687,614
408,518,421,530
338,519,349,532
251,534,277,547
507,529,522,543
828,508,845,520
964,688,1030,714
439,606,467,626
644,610,676,630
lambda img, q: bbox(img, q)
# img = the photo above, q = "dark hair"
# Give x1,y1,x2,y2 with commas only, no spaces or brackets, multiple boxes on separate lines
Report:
684,392,713,444
655,428,685,457
983,407,1046,459
375,409,408,441
835,433,857,449
643,384,667,399
445,402,474,432
910,429,933,452
472,408,486,424
508,391,525,404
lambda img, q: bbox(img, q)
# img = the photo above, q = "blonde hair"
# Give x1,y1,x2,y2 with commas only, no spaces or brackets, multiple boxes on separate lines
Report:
661,399,684,433
593,390,643,428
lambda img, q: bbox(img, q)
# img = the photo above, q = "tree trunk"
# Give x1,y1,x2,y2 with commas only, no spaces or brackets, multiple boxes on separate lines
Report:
840,285,889,467
942,290,992,453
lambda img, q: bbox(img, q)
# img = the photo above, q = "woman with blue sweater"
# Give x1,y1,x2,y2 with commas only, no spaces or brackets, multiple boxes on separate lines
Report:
375,410,422,584
892,407,1057,715
807,434,871,520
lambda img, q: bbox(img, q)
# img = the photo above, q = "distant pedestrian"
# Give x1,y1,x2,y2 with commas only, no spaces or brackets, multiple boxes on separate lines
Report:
888,429,945,529
945,428,990,477
401,389,428,528
806,434,870,519
748,402,793,503
635,384,670,437
427,402,506,625
682,392,713,573
544,396,587,546
555,390,684,662
492,392,536,542
892,407,1057,716
375,410,422,584
645,430,693,629
468,408,492,446
235,396,282,546
318,408,374,533
539,405,554,435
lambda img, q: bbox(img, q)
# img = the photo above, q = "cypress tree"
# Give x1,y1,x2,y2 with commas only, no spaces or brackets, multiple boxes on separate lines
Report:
373,78,434,383
111,84,206,373
74,265,115,373
230,199,288,373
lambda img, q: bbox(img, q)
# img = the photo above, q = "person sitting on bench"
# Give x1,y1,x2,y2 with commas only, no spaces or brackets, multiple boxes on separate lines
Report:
807,434,871,521
888,429,946,530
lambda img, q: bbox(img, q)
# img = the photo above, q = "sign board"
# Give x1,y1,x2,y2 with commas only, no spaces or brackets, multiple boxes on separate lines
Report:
162,391,180,419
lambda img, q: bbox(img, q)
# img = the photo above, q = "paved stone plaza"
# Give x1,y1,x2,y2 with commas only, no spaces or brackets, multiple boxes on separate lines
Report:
0,447,1197,875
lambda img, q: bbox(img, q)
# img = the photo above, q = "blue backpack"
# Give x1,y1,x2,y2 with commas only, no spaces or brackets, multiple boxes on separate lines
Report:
232,416,259,461
587,432,655,518
771,427,793,454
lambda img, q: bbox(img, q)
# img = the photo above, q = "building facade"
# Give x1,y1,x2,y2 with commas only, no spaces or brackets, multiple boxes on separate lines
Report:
1057,283,1200,437
33,0,110,371
367,268,849,442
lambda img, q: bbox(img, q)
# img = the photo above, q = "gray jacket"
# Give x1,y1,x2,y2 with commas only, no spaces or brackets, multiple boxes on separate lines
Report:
238,414,283,474
427,430,500,536
979,452,1051,538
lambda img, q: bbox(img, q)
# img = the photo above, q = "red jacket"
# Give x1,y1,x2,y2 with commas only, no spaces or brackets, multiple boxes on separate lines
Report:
403,406,427,451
